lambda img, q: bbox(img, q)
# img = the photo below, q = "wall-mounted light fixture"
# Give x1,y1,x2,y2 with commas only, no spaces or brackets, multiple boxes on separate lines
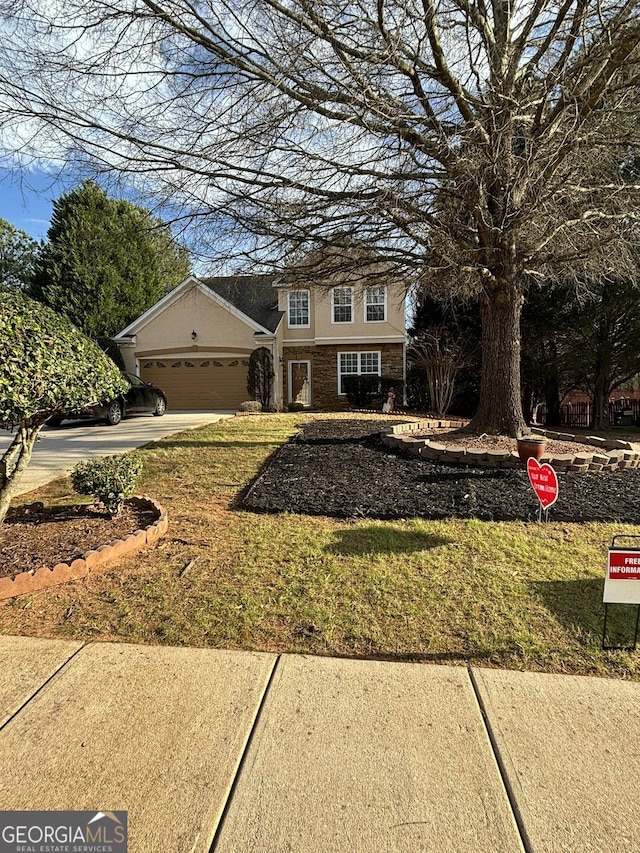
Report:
279,356,285,365
191,330,197,340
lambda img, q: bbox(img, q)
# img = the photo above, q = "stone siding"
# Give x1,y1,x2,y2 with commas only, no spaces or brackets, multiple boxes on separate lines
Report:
283,343,404,409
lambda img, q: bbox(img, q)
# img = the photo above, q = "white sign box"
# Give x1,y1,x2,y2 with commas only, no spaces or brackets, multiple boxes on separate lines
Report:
604,549,640,604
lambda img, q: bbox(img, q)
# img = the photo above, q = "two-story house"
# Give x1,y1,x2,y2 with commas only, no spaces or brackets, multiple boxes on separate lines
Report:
114,272,406,410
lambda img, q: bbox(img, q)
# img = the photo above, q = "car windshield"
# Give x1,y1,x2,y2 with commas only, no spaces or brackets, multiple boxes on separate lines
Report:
125,374,146,387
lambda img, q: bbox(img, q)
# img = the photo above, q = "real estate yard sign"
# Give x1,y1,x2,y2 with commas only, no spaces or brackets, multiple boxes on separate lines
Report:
602,537,640,651
604,545,640,604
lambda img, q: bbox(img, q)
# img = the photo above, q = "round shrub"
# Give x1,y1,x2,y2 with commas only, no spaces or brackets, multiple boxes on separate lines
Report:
0,289,127,429
71,454,143,516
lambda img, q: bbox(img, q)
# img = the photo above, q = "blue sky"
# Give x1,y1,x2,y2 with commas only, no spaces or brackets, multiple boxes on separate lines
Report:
0,167,66,239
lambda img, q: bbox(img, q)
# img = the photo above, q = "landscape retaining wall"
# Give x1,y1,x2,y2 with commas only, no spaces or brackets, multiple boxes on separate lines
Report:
381,421,640,472
0,496,168,602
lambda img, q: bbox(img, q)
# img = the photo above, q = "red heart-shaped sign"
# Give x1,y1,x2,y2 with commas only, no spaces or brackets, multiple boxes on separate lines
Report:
526,458,558,509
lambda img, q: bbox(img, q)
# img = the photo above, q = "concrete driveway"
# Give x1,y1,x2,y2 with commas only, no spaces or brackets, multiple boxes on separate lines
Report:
0,411,233,496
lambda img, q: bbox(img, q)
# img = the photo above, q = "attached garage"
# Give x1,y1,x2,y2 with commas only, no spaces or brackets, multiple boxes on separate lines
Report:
115,275,284,411
140,357,250,411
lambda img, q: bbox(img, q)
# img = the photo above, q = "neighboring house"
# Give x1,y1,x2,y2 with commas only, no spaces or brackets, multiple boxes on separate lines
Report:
114,273,406,411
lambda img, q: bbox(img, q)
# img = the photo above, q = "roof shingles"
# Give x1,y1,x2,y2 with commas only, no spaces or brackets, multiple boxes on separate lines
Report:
202,275,283,333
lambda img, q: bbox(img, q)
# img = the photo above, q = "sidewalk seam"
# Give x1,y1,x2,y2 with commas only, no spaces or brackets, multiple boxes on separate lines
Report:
208,653,281,853
468,667,534,853
0,643,87,733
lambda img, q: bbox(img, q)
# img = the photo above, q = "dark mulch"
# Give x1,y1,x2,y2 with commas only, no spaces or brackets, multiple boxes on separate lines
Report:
0,502,158,579
244,419,640,523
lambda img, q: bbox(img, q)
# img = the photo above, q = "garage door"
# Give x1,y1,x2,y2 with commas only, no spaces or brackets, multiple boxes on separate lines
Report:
140,358,250,410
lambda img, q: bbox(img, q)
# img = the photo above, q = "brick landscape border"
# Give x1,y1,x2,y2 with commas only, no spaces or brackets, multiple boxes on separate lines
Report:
381,420,640,472
0,496,168,602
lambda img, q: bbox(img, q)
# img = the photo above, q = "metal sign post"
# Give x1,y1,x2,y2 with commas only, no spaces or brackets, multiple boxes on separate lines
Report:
602,535,640,651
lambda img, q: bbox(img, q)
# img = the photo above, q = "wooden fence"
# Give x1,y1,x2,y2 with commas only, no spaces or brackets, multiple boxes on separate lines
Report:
535,399,640,428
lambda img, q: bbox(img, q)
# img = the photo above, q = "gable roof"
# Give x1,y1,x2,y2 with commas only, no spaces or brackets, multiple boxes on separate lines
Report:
114,273,283,339
202,275,283,334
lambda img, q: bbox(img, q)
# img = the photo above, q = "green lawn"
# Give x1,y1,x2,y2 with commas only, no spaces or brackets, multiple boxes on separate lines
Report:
2,412,640,678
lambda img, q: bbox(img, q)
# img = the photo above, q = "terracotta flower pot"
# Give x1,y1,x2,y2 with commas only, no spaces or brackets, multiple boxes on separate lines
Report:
517,436,546,464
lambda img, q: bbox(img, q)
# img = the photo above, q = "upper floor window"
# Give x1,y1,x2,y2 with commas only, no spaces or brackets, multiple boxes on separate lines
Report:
332,286,354,323
365,286,386,322
288,289,310,327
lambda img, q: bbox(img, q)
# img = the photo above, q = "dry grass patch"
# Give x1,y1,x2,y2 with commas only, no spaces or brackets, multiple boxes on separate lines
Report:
1,412,640,678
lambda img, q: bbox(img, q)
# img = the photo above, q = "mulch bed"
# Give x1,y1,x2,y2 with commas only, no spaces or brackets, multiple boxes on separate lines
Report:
0,502,158,580
243,419,640,523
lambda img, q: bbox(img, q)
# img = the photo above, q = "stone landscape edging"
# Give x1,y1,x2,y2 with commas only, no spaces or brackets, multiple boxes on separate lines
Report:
381,420,640,473
0,496,168,602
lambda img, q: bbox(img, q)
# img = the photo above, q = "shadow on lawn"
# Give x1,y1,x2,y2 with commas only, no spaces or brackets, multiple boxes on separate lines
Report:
326,524,451,556
152,439,281,450
530,577,620,646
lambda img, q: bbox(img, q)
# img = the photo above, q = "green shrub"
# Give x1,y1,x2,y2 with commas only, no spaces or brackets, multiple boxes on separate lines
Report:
247,346,274,407
287,401,305,412
0,289,127,524
71,454,143,516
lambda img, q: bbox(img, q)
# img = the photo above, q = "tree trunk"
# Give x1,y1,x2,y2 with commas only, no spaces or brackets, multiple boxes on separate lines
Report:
469,281,527,437
542,340,561,427
592,353,612,431
544,378,561,427
0,424,41,524
521,381,534,425
592,376,610,431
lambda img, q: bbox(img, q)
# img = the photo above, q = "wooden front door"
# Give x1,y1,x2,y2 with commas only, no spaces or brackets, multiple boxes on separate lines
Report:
289,361,311,405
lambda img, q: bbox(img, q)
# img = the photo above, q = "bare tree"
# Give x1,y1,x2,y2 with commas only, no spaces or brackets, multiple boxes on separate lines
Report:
410,329,476,418
1,0,639,434
408,292,479,417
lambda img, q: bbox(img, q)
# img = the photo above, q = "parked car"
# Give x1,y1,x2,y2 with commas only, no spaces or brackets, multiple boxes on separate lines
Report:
48,373,167,427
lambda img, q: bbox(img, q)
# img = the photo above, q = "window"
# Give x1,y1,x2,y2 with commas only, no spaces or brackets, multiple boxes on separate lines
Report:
338,351,381,394
288,290,310,327
332,286,353,323
365,286,386,322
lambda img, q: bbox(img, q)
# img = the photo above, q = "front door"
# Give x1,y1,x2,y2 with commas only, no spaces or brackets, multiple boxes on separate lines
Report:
289,361,311,406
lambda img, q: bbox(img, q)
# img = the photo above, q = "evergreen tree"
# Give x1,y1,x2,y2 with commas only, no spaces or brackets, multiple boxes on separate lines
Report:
0,218,39,290
30,181,190,337
247,347,275,408
563,277,640,430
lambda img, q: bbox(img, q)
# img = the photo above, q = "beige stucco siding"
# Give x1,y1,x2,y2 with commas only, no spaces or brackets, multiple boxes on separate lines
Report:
278,282,405,344
118,344,137,374
134,285,260,355
313,284,405,340
277,287,316,342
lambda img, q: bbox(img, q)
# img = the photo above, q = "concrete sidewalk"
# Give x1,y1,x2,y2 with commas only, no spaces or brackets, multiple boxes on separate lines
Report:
0,637,638,852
